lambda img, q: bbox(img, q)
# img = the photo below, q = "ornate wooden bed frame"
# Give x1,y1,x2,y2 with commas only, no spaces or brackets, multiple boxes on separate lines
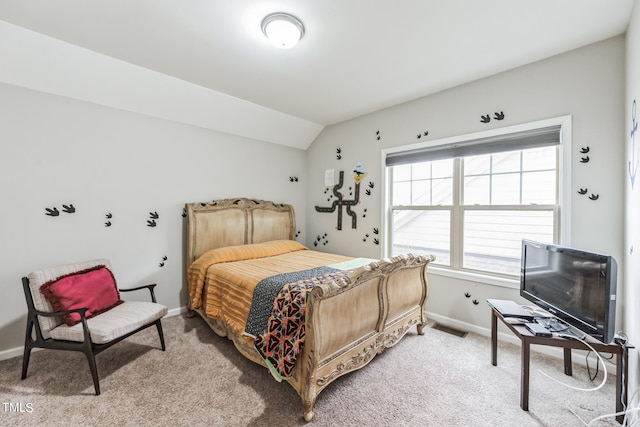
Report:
185,198,433,421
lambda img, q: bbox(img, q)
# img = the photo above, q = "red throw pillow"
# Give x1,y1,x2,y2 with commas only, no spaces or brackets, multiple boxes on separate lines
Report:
40,265,124,326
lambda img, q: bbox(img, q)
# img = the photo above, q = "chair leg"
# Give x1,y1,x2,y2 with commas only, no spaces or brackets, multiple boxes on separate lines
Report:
21,345,32,380
21,319,34,380
155,320,166,351
83,350,101,396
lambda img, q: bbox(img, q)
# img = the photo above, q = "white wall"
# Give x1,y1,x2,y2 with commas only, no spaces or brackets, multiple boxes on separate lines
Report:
625,0,640,404
0,83,307,355
305,36,625,334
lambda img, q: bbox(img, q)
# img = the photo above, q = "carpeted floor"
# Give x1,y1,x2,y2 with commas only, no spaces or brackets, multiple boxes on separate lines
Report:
0,314,624,426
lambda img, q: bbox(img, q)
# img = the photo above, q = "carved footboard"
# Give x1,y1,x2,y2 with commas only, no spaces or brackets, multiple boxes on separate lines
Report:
288,253,433,421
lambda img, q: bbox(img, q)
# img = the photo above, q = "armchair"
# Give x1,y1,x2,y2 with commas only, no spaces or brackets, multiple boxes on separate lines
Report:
21,258,167,395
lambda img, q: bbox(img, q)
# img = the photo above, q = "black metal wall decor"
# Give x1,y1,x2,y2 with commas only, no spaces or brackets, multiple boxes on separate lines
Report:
577,146,598,201
313,233,328,247
159,255,167,267
45,204,76,217
463,292,479,305
481,111,505,123
362,227,379,245
105,213,113,227
45,207,59,217
336,148,342,160
365,181,374,196
147,211,159,227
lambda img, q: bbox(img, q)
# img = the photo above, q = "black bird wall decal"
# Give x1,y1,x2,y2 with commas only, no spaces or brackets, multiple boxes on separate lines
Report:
45,207,59,217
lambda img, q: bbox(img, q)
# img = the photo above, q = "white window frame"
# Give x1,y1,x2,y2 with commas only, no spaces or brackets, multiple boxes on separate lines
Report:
381,116,572,289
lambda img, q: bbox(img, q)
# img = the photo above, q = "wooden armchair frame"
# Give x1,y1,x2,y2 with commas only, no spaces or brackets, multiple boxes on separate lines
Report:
21,268,167,395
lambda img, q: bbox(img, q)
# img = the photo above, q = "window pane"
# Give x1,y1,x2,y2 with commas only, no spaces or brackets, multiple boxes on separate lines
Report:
392,209,451,265
464,175,490,205
432,178,453,205
463,210,554,275
411,180,431,205
393,164,411,182
465,154,491,175
432,159,454,178
523,146,556,171
492,173,521,204
393,182,411,206
522,171,556,204
393,160,453,206
411,162,430,180
492,151,521,173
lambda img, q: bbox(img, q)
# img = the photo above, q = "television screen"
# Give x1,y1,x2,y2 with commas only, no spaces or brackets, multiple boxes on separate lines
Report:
520,240,617,343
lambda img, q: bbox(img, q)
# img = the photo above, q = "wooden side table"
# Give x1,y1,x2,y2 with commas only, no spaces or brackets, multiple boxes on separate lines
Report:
489,305,631,423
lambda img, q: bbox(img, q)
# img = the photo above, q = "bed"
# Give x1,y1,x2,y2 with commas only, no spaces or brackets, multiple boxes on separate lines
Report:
185,198,434,421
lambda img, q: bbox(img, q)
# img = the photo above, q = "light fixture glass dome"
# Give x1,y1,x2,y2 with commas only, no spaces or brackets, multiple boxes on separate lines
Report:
261,13,304,49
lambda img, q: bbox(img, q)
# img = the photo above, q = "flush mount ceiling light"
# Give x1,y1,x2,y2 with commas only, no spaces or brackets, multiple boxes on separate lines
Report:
261,12,305,49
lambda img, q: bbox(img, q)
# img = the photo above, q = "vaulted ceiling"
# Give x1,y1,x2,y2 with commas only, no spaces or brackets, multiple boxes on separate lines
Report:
0,0,633,149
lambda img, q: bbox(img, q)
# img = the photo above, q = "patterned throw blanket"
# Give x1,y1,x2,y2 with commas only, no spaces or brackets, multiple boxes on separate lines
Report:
245,267,353,381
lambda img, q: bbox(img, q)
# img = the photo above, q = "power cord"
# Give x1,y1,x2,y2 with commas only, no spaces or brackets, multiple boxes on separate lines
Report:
569,331,638,426
585,388,640,426
538,332,607,392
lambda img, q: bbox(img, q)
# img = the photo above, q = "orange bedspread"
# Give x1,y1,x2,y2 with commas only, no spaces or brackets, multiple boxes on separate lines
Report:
187,240,352,337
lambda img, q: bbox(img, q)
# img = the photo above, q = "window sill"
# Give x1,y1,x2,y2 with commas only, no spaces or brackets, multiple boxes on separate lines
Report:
427,265,519,289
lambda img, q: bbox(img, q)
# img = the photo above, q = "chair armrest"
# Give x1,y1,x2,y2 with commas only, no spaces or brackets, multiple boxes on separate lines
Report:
119,283,158,303
33,306,89,319
32,306,93,342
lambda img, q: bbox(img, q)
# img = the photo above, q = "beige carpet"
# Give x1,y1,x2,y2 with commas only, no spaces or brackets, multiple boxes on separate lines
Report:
0,314,624,426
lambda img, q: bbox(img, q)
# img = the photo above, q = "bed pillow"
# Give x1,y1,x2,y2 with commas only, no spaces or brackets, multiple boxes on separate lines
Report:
40,265,124,326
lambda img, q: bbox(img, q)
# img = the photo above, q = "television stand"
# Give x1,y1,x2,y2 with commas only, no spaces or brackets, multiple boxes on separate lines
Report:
489,304,632,424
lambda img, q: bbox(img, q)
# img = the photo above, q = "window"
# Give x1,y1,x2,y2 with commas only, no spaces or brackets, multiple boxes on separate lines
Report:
384,118,570,279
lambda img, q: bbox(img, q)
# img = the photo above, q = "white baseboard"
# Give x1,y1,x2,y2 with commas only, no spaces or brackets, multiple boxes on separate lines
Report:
0,306,187,362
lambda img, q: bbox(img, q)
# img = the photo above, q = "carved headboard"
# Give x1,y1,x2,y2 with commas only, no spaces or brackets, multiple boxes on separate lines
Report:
185,198,296,264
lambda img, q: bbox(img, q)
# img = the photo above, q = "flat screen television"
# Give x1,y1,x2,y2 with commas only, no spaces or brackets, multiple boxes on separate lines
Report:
520,239,617,343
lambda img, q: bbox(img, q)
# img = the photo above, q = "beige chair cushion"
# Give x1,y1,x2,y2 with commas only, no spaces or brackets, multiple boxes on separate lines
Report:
48,301,168,344
27,259,112,339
